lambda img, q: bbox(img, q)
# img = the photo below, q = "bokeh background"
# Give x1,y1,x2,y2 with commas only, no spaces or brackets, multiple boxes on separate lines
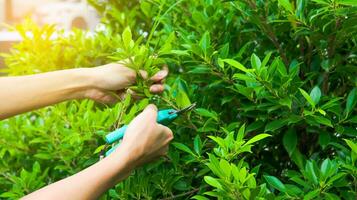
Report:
0,0,100,70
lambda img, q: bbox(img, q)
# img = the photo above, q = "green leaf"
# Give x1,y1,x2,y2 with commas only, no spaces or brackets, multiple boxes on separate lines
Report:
277,59,287,76
34,153,51,160
233,73,256,82
264,175,287,192
219,43,229,58
122,26,132,49
140,1,152,17
290,148,305,169
324,193,341,200
327,172,346,185
237,124,246,142
310,86,322,105
265,119,287,132
312,0,329,5
199,31,211,56
219,159,231,177
283,129,297,156
194,135,202,155
261,52,272,68
305,161,318,185
278,0,294,13
195,108,218,121
279,97,292,109
204,176,222,189
338,0,357,6
299,88,316,107
94,145,106,154
312,115,333,127
348,115,357,123
319,131,331,149
170,50,190,56
172,142,195,156
346,88,356,115
320,158,332,179
251,53,261,70
177,90,191,108
317,109,326,116
192,195,210,200
245,134,271,145
344,139,357,154
303,189,320,200
222,59,250,73
296,0,307,20
158,32,175,54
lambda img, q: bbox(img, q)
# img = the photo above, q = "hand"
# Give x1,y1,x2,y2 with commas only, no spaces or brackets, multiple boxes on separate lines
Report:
113,104,173,168
83,63,168,103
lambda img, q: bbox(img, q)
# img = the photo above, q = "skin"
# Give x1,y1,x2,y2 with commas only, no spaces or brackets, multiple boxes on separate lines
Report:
0,63,173,200
0,63,168,120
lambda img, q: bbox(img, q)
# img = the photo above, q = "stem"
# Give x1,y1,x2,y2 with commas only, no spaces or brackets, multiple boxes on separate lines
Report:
159,96,179,110
159,96,197,130
323,15,341,94
146,0,185,46
158,188,200,200
255,75,280,98
242,0,289,66
261,20,289,67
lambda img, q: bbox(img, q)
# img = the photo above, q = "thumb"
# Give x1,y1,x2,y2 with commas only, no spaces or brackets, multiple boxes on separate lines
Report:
141,104,158,122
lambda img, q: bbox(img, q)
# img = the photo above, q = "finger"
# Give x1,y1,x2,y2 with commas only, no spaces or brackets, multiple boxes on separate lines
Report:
139,70,149,80
140,104,158,121
126,88,144,100
159,145,169,156
116,90,127,101
117,57,133,65
158,124,174,141
100,94,118,104
150,66,169,82
149,84,165,93
108,62,127,68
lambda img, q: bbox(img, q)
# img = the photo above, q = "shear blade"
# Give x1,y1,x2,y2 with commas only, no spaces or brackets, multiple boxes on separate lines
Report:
174,102,197,115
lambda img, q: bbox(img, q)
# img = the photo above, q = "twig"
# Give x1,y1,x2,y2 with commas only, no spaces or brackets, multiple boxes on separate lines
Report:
159,96,198,130
158,188,200,200
159,96,179,110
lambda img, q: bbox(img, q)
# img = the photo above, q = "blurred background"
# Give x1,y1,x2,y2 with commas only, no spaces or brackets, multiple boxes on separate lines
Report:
0,0,100,70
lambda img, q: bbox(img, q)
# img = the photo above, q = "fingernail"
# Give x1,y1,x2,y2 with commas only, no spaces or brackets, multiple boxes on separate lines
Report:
146,104,157,111
150,85,164,93
156,70,167,78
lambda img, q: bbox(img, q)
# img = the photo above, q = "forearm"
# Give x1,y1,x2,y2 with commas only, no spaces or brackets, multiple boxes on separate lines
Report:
0,68,92,120
22,146,134,200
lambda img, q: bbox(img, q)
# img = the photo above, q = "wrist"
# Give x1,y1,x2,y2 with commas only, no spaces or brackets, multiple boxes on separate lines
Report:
89,63,137,89
110,144,140,171
63,68,96,100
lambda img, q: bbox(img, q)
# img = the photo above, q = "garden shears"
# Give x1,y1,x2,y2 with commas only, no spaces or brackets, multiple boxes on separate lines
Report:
101,103,196,157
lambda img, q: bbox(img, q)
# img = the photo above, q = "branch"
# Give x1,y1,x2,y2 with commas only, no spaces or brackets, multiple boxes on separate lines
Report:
158,188,200,200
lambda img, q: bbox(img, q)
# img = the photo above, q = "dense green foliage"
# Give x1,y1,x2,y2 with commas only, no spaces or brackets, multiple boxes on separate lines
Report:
1,0,357,199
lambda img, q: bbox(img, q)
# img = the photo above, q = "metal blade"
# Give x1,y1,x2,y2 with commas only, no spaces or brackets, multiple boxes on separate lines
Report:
174,102,197,115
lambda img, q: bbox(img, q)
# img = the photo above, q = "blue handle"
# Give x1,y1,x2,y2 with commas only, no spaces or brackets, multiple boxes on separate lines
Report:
157,109,178,125
105,143,120,157
104,109,178,156
105,126,128,144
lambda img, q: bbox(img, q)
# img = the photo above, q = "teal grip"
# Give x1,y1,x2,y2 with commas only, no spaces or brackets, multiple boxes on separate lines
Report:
105,143,120,157
105,125,128,144
157,109,178,125
104,108,179,156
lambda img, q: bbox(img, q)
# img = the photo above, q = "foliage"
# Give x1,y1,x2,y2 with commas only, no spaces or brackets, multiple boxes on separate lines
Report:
1,0,357,199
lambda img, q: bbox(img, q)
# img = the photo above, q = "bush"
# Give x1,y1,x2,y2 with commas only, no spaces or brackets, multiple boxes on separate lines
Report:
1,0,357,199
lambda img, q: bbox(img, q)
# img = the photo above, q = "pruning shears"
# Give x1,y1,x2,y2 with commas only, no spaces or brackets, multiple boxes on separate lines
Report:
101,103,196,158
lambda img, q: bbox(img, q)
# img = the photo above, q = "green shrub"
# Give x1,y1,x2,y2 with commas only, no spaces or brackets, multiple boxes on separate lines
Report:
1,0,356,199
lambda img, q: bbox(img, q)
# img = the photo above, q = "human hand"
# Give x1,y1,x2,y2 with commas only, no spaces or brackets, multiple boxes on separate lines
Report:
83,63,168,103
112,104,173,168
